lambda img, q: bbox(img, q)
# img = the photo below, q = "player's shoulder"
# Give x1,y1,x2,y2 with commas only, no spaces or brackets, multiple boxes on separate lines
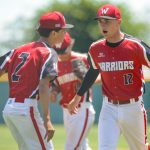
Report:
14,42,41,53
28,41,57,55
14,41,56,58
36,42,57,54
10,42,35,56
17,41,39,49
124,33,150,49
90,38,105,49
124,33,142,43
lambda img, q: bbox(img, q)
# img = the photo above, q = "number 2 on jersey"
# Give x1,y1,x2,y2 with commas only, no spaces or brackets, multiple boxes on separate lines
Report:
11,52,29,82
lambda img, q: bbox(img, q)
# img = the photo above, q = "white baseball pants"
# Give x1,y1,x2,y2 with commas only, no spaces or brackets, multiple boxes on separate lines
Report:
3,98,54,150
63,102,95,150
98,96,149,150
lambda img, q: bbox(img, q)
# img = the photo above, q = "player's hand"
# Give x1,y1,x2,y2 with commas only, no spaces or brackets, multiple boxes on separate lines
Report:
49,92,57,103
44,121,55,141
67,94,82,114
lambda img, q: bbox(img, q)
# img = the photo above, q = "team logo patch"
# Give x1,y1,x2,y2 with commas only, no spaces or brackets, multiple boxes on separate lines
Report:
98,53,105,57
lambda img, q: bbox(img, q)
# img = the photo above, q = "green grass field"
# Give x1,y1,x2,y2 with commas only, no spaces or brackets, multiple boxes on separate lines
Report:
0,124,129,150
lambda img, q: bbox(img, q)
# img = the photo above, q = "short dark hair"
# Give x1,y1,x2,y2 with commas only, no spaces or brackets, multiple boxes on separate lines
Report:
37,27,62,37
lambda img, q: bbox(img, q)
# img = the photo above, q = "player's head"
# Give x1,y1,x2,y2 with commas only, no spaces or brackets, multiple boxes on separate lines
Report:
95,4,121,20
94,4,122,38
53,32,75,55
37,11,74,45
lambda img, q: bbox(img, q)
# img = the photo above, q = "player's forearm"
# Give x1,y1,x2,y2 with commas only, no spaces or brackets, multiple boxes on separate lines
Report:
39,79,51,121
77,67,99,96
74,94,82,103
40,92,51,121
94,74,101,84
49,92,57,103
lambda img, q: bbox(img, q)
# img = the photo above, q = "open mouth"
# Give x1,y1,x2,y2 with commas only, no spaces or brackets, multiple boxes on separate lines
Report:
103,30,108,34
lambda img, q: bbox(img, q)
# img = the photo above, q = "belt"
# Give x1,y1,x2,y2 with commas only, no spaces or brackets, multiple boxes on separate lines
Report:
11,98,36,103
107,97,139,105
8,98,37,106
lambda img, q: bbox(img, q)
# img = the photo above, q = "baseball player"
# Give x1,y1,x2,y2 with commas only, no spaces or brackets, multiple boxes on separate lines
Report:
0,11,73,150
67,4,150,150
50,32,100,150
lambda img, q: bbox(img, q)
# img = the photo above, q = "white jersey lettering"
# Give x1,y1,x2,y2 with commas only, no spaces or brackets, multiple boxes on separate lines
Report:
99,61,134,71
57,72,78,85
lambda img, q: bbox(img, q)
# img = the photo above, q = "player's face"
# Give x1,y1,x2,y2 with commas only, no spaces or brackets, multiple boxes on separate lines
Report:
55,29,66,44
98,18,121,41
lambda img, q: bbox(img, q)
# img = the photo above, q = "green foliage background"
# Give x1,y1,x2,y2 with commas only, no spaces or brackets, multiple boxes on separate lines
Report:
1,0,150,53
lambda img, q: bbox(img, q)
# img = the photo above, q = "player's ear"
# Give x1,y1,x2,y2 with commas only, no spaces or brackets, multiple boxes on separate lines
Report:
50,30,56,37
117,19,122,24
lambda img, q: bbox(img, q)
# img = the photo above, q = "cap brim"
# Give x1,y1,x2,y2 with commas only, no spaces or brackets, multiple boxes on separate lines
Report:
62,24,74,29
94,16,117,20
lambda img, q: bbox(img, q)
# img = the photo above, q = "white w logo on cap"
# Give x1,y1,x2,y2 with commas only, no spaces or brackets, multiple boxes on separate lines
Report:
101,8,109,14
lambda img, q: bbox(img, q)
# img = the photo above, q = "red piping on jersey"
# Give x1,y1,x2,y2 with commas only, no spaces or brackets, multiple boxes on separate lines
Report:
74,108,89,150
30,107,46,150
143,107,147,144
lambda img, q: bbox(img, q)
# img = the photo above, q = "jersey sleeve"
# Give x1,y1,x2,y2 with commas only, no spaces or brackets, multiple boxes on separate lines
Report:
88,45,100,69
41,49,58,82
137,41,150,68
139,41,150,68
0,49,14,72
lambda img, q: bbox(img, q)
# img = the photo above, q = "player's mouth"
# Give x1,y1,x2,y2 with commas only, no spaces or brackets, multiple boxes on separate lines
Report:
103,30,108,34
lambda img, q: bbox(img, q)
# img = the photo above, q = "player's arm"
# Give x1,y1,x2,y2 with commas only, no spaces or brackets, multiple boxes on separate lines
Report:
40,51,58,141
94,74,101,84
77,66,99,96
140,41,150,63
68,54,100,114
49,81,60,103
39,77,55,141
0,50,15,77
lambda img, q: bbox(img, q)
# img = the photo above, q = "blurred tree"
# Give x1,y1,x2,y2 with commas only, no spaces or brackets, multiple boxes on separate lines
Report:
0,0,150,54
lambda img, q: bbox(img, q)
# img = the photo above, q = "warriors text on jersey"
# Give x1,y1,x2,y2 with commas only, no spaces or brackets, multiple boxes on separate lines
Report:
89,35,150,100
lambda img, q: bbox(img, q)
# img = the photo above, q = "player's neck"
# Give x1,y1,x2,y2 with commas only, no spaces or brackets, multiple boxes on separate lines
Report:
106,32,124,43
59,53,71,61
38,38,52,47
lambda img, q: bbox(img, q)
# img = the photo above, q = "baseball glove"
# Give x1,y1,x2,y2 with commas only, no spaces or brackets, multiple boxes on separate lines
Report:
71,59,88,80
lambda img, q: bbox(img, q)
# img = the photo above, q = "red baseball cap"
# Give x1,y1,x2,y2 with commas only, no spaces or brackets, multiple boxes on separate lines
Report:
53,32,74,54
95,4,121,20
39,11,74,29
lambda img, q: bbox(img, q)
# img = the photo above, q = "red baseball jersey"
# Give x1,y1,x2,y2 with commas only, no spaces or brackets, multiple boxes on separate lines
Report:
56,51,91,106
0,42,58,102
89,35,150,100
